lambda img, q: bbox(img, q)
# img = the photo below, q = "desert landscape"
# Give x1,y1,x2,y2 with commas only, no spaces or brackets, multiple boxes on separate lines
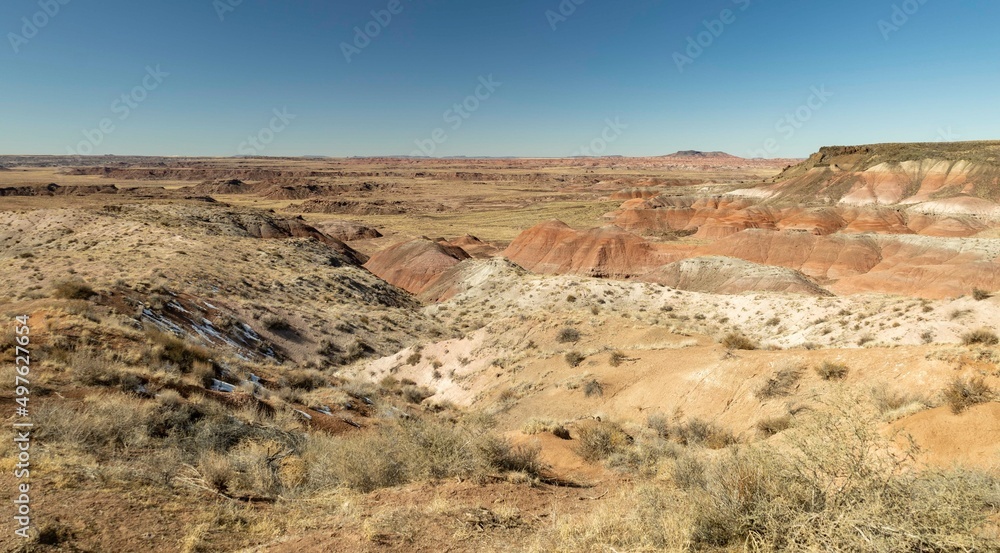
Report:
1,144,999,551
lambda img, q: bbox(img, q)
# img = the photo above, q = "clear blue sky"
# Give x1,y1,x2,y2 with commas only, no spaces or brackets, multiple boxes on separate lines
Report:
2,0,998,158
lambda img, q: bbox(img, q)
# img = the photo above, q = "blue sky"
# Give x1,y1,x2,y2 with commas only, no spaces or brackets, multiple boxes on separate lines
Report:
1,0,998,158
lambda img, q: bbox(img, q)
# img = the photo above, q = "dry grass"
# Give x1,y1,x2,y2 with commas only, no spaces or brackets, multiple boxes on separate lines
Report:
564,351,586,368
942,376,994,414
556,327,581,343
52,279,96,300
816,360,849,380
535,400,1000,552
962,328,999,346
721,332,757,351
756,364,804,399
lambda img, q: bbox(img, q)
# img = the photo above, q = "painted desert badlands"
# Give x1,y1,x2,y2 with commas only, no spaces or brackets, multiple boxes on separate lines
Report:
1,143,999,551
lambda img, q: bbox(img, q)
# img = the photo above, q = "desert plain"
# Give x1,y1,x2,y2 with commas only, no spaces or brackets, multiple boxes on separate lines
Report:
1,144,999,551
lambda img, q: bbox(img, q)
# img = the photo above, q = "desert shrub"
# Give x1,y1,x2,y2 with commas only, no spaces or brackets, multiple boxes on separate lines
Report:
531,484,691,552
34,394,153,457
943,376,994,414
973,288,992,301
815,360,849,381
476,435,542,475
576,421,633,462
583,379,604,397
687,401,1000,551
765,317,780,327
405,352,422,365
523,419,571,440
756,365,804,399
146,330,211,372
261,314,292,332
299,417,539,494
756,415,793,437
565,351,586,368
534,401,1000,552
53,279,96,300
609,350,627,367
341,379,379,401
401,384,435,404
678,419,737,449
962,328,999,346
671,454,708,490
869,383,932,420
721,332,757,351
556,327,581,343
280,369,327,391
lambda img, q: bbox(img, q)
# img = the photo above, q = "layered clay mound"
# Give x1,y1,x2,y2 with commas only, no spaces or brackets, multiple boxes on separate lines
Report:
312,220,382,241
364,238,471,295
297,199,408,215
696,230,884,282
502,220,680,278
640,256,831,296
610,187,667,200
610,194,993,239
441,235,500,258
733,141,1000,211
419,257,528,302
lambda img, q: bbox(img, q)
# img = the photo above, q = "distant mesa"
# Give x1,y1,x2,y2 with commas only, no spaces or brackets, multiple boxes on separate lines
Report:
731,140,1000,211
663,150,742,159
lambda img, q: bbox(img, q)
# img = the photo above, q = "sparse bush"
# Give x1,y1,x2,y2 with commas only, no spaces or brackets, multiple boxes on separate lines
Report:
816,361,849,381
405,351,422,365
261,314,292,332
280,369,327,391
943,376,994,414
721,332,757,351
756,415,793,437
609,350,627,367
870,383,931,419
146,330,211,372
583,380,604,397
565,351,586,367
576,421,632,462
973,288,991,301
401,384,435,404
677,418,737,449
765,317,780,327
962,328,998,346
53,279,96,300
556,327,581,343
757,365,803,399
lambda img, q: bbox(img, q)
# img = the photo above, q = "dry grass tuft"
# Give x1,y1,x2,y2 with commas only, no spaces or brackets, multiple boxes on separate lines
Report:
942,376,994,414
816,360,849,381
721,332,757,351
962,328,999,346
